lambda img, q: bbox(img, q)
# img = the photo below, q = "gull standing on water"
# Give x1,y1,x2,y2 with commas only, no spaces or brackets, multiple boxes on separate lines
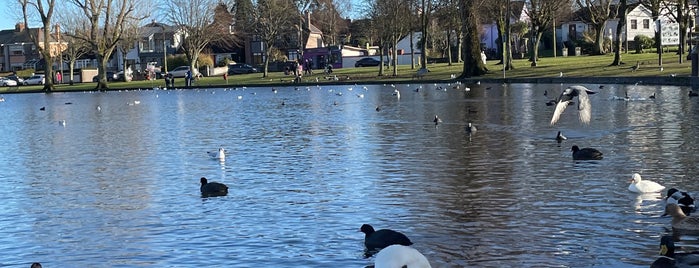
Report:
550,85,596,125
207,147,226,160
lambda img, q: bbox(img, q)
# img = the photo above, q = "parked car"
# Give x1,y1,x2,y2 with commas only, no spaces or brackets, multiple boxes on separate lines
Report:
92,71,118,82
6,74,24,85
168,66,200,78
23,75,45,85
228,63,259,74
0,77,18,86
354,57,387,67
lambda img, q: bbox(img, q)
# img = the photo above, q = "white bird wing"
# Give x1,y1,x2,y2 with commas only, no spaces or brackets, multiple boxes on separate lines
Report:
550,100,571,125
577,89,592,125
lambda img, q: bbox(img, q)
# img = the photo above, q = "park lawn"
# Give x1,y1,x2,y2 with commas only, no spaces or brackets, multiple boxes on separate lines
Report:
0,51,692,94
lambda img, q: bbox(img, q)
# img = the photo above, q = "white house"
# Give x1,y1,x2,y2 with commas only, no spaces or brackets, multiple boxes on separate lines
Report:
559,3,696,51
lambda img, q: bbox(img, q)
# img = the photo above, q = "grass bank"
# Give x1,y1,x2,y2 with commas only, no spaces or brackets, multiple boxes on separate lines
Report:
1,52,694,94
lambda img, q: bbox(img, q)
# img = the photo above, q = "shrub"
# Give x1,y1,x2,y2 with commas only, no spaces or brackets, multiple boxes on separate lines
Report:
634,35,654,53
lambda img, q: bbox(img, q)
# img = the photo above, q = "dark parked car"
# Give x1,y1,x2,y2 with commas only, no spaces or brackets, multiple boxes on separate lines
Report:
228,64,259,74
92,71,118,82
354,57,386,67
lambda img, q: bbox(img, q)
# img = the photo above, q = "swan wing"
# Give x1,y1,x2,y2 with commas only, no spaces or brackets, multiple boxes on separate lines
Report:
577,88,592,125
550,100,571,125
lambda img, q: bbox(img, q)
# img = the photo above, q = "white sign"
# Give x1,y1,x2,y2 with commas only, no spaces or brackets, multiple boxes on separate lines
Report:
660,21,680,45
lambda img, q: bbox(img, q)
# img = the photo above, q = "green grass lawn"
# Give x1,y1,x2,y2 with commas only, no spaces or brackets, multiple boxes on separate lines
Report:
0,51,694,94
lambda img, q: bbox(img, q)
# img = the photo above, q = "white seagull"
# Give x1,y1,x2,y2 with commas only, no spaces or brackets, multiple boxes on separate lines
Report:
207,147,226,161
550,85,596,125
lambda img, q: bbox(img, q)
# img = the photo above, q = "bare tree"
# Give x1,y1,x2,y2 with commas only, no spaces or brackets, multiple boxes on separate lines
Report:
664,0,692,63
61,35,90,85
251,0,295,77
311,0,349,46
526,0,567,66
64,0,148,90
19,0,57,92
371,0,411,76
418,0,435,69
458,0,488,77
575,0,618,55
164,0,232,80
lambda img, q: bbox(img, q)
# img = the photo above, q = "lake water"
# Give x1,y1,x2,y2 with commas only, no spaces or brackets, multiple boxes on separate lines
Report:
0,82,698,267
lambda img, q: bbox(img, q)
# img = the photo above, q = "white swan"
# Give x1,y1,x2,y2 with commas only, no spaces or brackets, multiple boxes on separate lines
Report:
207,147,225,160
374,245,431,268
628,173,665,193
550,85,596,125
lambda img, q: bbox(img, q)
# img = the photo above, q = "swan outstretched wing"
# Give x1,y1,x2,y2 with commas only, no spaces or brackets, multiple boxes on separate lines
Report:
550,100,570,125
577,88,591,124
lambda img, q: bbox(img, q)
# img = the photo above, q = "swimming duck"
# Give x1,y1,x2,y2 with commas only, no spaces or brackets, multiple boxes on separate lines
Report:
556,131,567,143
550,85,596,125
466,123,477,134
664,203,699,232
360,224,413,255
666,188,696,216
200,177,228,197
372,245,431,268
628,173,665,193
433,115,442,126
650,235,699,268
571,145,603,160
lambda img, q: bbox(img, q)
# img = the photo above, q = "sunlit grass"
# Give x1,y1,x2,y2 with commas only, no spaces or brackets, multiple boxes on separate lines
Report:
0,51,693,94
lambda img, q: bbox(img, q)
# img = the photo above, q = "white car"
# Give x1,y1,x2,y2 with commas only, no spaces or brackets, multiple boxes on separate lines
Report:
168,66,200,78
23,75,45,85
0,77,17,86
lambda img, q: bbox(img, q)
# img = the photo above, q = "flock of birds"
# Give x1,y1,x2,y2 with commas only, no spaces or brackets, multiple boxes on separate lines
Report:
17,81,699,267
627,173,699,267
547,85,699,267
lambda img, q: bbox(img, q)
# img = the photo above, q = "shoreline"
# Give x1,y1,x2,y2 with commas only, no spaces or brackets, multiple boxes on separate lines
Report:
1,75,697,95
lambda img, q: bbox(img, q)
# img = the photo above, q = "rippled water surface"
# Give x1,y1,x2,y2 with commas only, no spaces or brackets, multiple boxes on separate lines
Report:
1,83,699,267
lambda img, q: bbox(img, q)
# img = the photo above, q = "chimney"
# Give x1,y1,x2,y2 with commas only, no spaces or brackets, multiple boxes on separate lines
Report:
306,11,311,28
15,23,25,32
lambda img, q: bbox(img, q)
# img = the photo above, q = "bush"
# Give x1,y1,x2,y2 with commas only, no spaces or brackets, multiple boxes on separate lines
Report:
634,35,654,53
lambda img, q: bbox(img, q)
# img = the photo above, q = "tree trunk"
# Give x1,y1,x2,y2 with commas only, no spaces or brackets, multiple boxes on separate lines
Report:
410,31,415,69
263,49,270,77
531,31,543,66
95,54,109,90
594,23,605,55
459,0,488,77
446,29,453,66
611,0,627,66
69,61,75,85
457,30,463,63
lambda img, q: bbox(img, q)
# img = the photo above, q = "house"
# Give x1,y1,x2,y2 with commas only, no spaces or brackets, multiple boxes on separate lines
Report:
0,23,65,72
116,21,182,74
559,3,696,52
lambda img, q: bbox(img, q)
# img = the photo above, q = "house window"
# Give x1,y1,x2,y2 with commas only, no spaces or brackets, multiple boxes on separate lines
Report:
631,20,637,30
643,19,650,29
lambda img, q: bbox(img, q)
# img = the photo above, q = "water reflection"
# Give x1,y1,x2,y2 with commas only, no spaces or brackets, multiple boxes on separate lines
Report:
0,83,697,267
